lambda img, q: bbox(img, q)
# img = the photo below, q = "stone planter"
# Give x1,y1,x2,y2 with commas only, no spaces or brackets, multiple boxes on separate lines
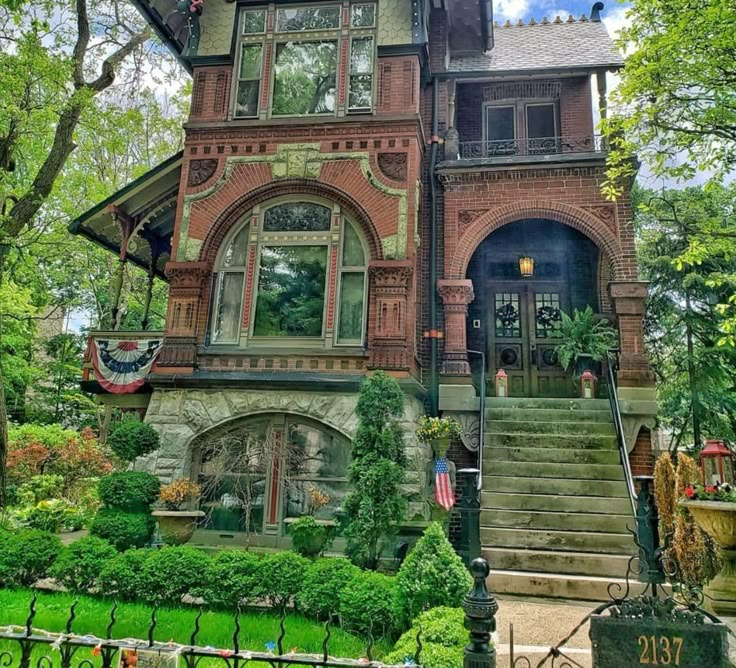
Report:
684,500,736,615
153,510,205,545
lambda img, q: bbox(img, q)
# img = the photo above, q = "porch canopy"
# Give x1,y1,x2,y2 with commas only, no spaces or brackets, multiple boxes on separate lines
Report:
68,152,182,280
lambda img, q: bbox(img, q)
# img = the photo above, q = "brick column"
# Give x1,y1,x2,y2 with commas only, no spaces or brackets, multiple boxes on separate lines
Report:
438,279,475,376
609,281,654,387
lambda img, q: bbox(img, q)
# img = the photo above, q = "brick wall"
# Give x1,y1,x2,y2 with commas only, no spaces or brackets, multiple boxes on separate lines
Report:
190,66,232,123
630,427,654,477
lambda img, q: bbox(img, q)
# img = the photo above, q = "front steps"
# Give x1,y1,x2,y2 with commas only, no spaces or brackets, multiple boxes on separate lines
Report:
481,397,636,601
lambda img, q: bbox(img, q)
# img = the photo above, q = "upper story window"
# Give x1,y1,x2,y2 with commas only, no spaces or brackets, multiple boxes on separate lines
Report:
234,3,376,119
484,101,559,155
210,198,369,348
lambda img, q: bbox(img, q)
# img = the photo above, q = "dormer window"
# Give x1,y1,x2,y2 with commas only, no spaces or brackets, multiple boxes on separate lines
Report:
233,4,376,119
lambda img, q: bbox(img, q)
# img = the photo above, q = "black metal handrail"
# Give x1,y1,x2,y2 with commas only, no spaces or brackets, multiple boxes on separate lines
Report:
458,134,606,160
606,349,637,517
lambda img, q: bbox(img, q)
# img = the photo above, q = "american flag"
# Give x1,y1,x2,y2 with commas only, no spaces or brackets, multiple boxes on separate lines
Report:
434,457,455,510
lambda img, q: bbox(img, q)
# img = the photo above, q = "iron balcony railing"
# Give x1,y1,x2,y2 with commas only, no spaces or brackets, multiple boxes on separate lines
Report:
456,134,607,160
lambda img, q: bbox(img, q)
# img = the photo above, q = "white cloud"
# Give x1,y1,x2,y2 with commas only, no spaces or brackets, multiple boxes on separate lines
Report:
493,0,531,21
602,5,632,40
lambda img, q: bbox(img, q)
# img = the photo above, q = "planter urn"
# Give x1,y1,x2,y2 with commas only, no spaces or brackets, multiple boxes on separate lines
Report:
685,500,736,615
152,509,205,545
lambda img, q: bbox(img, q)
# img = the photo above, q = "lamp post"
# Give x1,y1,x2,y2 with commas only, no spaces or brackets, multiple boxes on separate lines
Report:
700,439,735,486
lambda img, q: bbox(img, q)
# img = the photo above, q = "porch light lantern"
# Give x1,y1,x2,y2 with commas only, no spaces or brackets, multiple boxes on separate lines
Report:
495,368,508,398
699,439,735,485
580,369,596,399
518,255,535,278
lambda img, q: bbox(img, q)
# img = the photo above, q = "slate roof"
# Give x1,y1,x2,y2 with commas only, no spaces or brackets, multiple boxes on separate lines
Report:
448,15,624,74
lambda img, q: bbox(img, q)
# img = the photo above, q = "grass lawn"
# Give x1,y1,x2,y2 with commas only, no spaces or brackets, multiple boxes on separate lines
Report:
0,589,392,666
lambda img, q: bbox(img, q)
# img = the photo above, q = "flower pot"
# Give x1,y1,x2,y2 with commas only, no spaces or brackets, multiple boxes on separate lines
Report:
431,436,451,458
152,510,205,545
684,500,736,615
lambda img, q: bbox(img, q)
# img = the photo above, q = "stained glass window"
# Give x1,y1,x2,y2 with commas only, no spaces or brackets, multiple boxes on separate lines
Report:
263,203,332,231
348,37,374,111
276,6,340,32
234,44,263,118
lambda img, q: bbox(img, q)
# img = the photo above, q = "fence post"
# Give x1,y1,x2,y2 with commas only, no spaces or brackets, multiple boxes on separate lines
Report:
457,468,481,567
463,557,497,668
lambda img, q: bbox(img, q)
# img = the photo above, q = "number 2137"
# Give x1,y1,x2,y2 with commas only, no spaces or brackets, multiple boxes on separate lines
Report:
638,635,684,665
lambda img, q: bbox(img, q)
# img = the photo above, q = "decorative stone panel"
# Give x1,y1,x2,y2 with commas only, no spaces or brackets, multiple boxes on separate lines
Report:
368,260,413,369
438,279,475,375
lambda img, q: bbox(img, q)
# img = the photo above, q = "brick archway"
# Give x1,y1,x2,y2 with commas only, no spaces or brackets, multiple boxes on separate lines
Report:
448,200,627,280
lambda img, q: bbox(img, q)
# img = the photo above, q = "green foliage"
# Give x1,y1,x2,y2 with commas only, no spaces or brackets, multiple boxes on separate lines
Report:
339,570,397,636
90,509,155,551
258,551,310,608
0,529,61,586
97,549,153,601
107,421,160,463
22,499,75,533
17,474,64,505
555,306,617,372
194,550,263,609
50,536,117,593
396,523,472,623
343,371,407,569
289,515,334,558
296,558,360,620
97,472,160,512
384,607,467,668
138,546,210,605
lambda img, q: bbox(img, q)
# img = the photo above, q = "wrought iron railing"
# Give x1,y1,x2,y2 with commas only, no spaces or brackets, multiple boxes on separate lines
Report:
456,134,606,160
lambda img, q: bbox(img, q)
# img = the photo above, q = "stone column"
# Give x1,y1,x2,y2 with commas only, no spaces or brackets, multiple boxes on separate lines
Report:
438,279,475,376
609,281,654,387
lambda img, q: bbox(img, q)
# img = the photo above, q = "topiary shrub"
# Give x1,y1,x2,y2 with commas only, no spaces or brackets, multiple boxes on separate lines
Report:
0,529,62,586
396,522,472,623
108,421,160,464
138,546,210,604
258,551,310,608
50,536,117,593
194,550,262,608
339,570,397,637
90,508,156,550
383,606,466,668
98,472,161,512
97,549,153,600
296,558,360,620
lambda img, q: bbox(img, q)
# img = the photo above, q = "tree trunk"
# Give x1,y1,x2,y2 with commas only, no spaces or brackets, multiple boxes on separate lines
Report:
0,270,8,507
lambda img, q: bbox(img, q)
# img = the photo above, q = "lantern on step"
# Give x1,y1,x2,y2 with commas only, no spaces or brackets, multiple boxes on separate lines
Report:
699,439,735,485
580,370,596,399
495,368,508,398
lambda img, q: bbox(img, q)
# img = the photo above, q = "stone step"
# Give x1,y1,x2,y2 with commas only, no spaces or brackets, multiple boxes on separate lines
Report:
485,461,625,480
484,547,632,578
481,492,633,515
483,475,630,497
481,509,632,533
486,420,615,436
486,407,613,423
485,397,610,411
485,446,621,465
481,527,635,554
485,432,618,450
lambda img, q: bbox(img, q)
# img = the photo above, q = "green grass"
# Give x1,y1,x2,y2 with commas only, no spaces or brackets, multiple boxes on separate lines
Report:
0,588,391,666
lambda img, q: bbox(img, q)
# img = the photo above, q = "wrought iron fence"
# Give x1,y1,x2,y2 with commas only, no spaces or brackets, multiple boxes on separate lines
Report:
456,135,606,160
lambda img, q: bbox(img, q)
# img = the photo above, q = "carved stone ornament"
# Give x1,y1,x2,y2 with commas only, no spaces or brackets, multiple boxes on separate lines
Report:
458,210,487,228
187,158,219,187
369,261,413,288
444,411,480,452
164,261,211,289
377,153,408,181
438,279,475,305
582,204,616,231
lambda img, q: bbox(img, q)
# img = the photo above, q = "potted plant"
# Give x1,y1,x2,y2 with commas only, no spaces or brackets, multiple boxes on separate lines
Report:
152,478,204,545
683,481,736,614
288,485,335,558
555,306,618,376
416,416,461,457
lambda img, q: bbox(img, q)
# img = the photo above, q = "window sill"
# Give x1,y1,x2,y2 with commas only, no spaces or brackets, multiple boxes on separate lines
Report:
199,345,367,357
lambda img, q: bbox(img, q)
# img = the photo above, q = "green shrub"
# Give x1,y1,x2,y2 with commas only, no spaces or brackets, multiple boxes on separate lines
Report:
139,546,210,604
384,606,466,668
97,549,153,600
339,570,397,637
396,522,472,623
98,472,160,512
90,509,155,550
297,558,359,620
289,515,334,558
194,550,262,608
50,536,117,593
0,529,62,586
17,474,65,505
108,421,160,463
22,499,73,533
258,551,309,608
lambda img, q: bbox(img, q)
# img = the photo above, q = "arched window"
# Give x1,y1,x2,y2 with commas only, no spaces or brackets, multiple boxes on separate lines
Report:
210,198,369,346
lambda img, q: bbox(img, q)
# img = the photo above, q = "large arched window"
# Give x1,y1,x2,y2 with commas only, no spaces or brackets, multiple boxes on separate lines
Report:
210,198,369,347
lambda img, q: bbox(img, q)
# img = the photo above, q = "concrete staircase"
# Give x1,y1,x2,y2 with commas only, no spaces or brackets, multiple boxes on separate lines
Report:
481,397,636,601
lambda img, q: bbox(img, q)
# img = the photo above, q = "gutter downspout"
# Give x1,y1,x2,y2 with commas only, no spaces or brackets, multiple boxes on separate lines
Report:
429,77,440,416
467,349,486,491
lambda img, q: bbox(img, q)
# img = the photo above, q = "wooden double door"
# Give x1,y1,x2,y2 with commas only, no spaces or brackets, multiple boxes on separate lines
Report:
488,282,571,397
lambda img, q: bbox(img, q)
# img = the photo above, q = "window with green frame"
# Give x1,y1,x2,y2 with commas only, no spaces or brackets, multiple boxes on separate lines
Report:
234,3,376,118
209,199,369,346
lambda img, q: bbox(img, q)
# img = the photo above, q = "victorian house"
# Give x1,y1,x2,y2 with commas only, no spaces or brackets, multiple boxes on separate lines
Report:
72,0,657,598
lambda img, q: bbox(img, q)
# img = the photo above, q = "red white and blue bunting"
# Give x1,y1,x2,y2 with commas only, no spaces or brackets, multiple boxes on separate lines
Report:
91,338,163,394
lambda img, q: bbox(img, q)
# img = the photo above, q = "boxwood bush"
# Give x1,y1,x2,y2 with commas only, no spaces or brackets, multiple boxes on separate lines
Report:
139,546,210,604
0,529,62,586
195,550,262,609
258,551,310,608
90,508,156,551
297,558,360,620
339,570,397,637
108,421,160,463
97,549,153,601
97,472,160,512
50,536,117,593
